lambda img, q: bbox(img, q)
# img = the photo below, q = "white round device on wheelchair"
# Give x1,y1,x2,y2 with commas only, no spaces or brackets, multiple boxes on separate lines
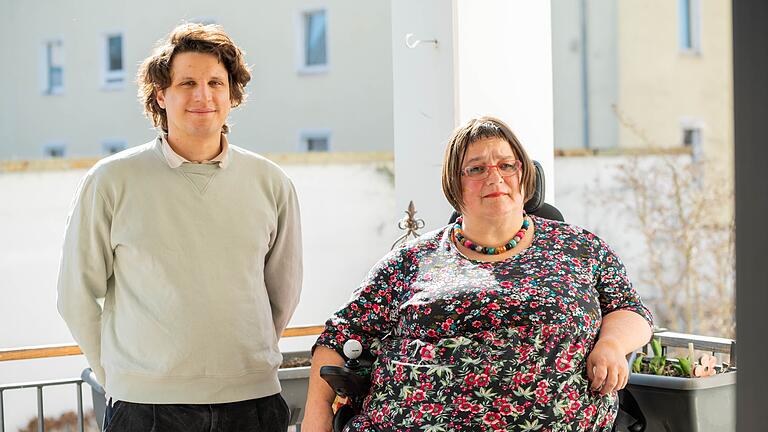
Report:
343,339,363,360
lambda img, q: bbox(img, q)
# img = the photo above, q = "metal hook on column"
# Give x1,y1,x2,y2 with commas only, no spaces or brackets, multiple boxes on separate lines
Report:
405,33,438,49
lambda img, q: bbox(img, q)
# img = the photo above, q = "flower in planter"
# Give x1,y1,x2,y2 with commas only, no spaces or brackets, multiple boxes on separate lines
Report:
694,354,717,377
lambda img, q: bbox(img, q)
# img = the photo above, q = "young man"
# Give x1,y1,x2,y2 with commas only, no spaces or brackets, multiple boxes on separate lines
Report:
57,23,302,431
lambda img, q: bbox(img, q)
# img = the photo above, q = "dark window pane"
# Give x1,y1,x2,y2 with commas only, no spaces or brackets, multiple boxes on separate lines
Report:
306,137,329,152
108,35,123,71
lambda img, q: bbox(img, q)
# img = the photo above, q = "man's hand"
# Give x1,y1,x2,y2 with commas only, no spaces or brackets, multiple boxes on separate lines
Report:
586,337,629,396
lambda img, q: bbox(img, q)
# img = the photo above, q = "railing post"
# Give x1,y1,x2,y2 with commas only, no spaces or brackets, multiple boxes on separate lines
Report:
0,389,5,432
76,382,84,432
36,386,44,432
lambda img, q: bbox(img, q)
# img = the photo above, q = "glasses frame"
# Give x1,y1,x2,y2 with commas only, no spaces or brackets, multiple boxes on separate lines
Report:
461,159,522,181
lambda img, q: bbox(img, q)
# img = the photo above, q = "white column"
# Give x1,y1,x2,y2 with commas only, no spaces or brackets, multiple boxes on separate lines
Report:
392,0,554,231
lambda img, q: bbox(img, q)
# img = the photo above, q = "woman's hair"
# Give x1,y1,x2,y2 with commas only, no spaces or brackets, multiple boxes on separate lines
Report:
441,116,536,212
136,23,252,134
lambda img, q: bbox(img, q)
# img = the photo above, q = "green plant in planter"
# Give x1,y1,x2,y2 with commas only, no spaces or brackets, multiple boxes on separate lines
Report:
633,338,723,378
647,337,667,375
631,352,645,373
672,355,693,377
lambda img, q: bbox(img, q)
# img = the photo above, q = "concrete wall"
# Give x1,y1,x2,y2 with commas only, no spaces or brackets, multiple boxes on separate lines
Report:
1,0,393,159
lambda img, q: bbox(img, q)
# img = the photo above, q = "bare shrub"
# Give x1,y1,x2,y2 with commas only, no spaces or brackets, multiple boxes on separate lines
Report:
607,106,735,338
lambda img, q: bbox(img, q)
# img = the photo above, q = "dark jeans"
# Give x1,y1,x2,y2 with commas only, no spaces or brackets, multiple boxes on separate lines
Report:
103,393,289,432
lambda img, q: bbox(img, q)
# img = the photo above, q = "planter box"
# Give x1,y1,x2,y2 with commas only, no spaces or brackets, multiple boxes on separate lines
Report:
626,370,735,431
618,332,736,432
82,351,311,429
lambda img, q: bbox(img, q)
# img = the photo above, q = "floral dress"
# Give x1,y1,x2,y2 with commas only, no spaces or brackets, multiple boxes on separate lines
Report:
315,215,653,432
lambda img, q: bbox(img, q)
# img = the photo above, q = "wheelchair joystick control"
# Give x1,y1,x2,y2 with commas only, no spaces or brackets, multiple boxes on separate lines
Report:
343,340,363,368
320,338,372,400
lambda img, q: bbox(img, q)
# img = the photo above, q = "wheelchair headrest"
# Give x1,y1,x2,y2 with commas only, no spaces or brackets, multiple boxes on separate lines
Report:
524,160,545,214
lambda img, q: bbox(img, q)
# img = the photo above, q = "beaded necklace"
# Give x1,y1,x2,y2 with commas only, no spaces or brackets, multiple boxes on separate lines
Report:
452,213,530,255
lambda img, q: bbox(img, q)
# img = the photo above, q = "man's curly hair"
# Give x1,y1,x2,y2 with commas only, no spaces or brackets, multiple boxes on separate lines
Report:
137,23,251,134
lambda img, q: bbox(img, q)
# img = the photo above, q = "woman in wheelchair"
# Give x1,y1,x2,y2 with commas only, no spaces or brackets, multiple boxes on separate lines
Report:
303,117,653,432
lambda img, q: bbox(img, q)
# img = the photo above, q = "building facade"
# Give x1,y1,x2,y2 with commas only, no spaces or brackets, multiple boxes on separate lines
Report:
0,0,394,159
552,0,733,167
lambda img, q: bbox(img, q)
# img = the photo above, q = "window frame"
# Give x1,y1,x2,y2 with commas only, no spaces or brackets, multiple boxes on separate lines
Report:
41,38,64,95
298,129,332,152
680,117,705,160
102,32,125,89
43,142,67,158
678,0,702,54
296,8,329,75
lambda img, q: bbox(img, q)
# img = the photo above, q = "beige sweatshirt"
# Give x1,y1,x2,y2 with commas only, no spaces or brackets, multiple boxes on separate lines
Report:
56,137,302,404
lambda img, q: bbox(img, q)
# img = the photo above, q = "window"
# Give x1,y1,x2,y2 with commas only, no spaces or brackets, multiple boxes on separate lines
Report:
306,137,329,152
681,118,704,160
43,40,64,94
299,130,331,152
678,0,701,53
682,128,701,147
43,143,66,158
298,9,328,73
103,34,124,87
102,139,127,155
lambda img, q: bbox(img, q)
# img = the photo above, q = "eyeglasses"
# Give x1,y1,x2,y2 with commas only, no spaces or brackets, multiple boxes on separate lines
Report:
461,159,522,180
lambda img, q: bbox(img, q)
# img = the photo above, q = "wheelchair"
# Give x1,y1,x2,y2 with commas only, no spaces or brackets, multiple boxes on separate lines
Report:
320,161,646,432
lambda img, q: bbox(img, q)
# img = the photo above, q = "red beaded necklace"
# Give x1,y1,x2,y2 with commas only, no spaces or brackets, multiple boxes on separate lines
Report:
452,213,530,255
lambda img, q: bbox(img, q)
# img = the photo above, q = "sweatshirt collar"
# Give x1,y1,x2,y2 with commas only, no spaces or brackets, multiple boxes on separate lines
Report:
159,134,230,169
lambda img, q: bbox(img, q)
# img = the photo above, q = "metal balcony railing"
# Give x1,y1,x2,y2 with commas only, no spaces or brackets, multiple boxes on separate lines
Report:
0,325,324,432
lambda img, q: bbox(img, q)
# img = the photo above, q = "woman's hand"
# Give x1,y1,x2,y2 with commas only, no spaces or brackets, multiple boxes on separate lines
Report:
586,337,629,396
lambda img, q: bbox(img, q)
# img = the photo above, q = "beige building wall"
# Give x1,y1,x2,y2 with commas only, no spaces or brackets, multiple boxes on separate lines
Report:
617,0,733,170
1,0,393,160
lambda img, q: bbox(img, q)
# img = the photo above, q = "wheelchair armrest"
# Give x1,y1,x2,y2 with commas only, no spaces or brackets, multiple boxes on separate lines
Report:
320,365,371,399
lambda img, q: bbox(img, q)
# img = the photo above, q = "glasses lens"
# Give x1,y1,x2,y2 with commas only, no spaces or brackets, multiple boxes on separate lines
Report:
465,165,488,177
498,160,519,175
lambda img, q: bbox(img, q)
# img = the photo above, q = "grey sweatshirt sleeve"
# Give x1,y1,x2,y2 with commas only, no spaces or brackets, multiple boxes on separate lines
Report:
263,175,303,338
56,172,112,386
